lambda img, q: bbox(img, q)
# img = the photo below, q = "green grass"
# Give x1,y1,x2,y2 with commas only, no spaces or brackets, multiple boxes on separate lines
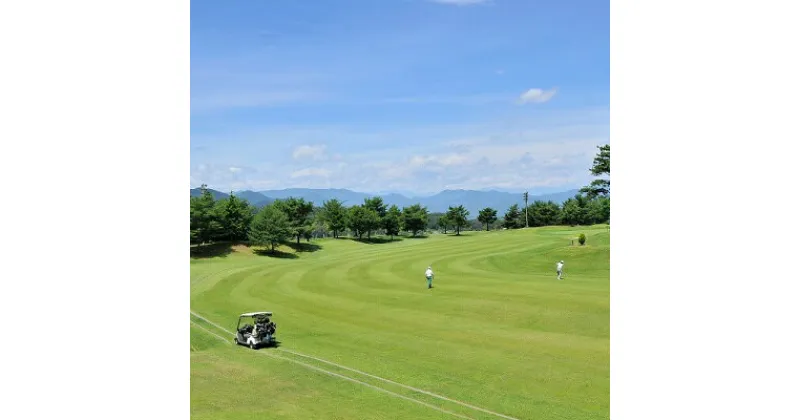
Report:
191,226,609,419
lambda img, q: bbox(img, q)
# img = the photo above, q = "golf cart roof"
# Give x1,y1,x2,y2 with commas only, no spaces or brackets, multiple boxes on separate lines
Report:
239,311,272,317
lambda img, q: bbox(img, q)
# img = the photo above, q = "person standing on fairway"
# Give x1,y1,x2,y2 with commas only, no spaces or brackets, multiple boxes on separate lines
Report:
556,260,564,280
425,266,434,289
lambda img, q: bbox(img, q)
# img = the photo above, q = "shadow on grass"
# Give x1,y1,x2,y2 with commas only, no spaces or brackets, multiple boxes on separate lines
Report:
345,236,407,244
235,340,282,349
252,249,299,259
404,235,429,239
447,232,472,237
285,242,323,252
191,242,233,259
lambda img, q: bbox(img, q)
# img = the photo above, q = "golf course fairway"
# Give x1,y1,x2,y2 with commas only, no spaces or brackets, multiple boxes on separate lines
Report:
190,225,609,419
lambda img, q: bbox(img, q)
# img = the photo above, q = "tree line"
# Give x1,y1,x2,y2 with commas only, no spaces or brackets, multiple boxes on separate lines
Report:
190,191,431,250
190,144,610,252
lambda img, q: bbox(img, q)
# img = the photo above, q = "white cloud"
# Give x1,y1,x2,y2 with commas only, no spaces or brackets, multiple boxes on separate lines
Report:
292,145,327,160
346,133,603,192
431,0,490,5
290,168,331,178
229,167,242,173
518,87,558,104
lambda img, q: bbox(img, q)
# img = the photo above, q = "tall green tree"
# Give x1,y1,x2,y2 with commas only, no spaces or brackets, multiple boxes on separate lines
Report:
274,197,314,244
528,201,561,227
402,204,429,237
560,198,585,226
572,194,591,225
503,204,522,229
586,196,610,224
215,193,255,241
310,209,329,239
321,198,347,238
384,205,402,240
580,144,610,198
477,207,498,231
363,197,387,219
437,214,450,234
248,204,291,253
347,205,379,240
346,205,363,239
190,184,223,244
364,208,381,239
363,196,388,238
446,205,470,235
598,196,610,223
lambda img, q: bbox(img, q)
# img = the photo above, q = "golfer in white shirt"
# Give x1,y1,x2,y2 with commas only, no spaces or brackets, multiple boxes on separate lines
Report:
556,260,564,280
425,266,434,289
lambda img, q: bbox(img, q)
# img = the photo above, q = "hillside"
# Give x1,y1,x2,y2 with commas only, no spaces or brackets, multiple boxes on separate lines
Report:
232,190,274,207
190,188,229,201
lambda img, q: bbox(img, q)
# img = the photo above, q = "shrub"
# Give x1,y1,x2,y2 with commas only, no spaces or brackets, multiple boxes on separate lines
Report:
578,233,586,246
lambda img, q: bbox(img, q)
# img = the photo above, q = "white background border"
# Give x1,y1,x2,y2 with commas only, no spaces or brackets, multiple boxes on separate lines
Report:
611,0,800,418
1,0,799,419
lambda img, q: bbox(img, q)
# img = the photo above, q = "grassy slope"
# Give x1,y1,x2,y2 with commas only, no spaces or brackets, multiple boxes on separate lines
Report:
191,226,610,420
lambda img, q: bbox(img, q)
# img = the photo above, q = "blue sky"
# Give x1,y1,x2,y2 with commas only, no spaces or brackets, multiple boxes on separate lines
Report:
191,0,609,195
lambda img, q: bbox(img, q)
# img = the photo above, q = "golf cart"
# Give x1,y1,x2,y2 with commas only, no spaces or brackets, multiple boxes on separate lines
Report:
234,311,277,349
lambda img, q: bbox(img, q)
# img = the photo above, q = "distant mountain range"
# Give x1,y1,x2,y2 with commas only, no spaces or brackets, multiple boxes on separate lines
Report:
190,187,230,201
191,187,580,217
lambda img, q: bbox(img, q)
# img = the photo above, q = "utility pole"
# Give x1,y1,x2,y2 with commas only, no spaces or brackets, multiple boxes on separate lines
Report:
523,191,529,228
